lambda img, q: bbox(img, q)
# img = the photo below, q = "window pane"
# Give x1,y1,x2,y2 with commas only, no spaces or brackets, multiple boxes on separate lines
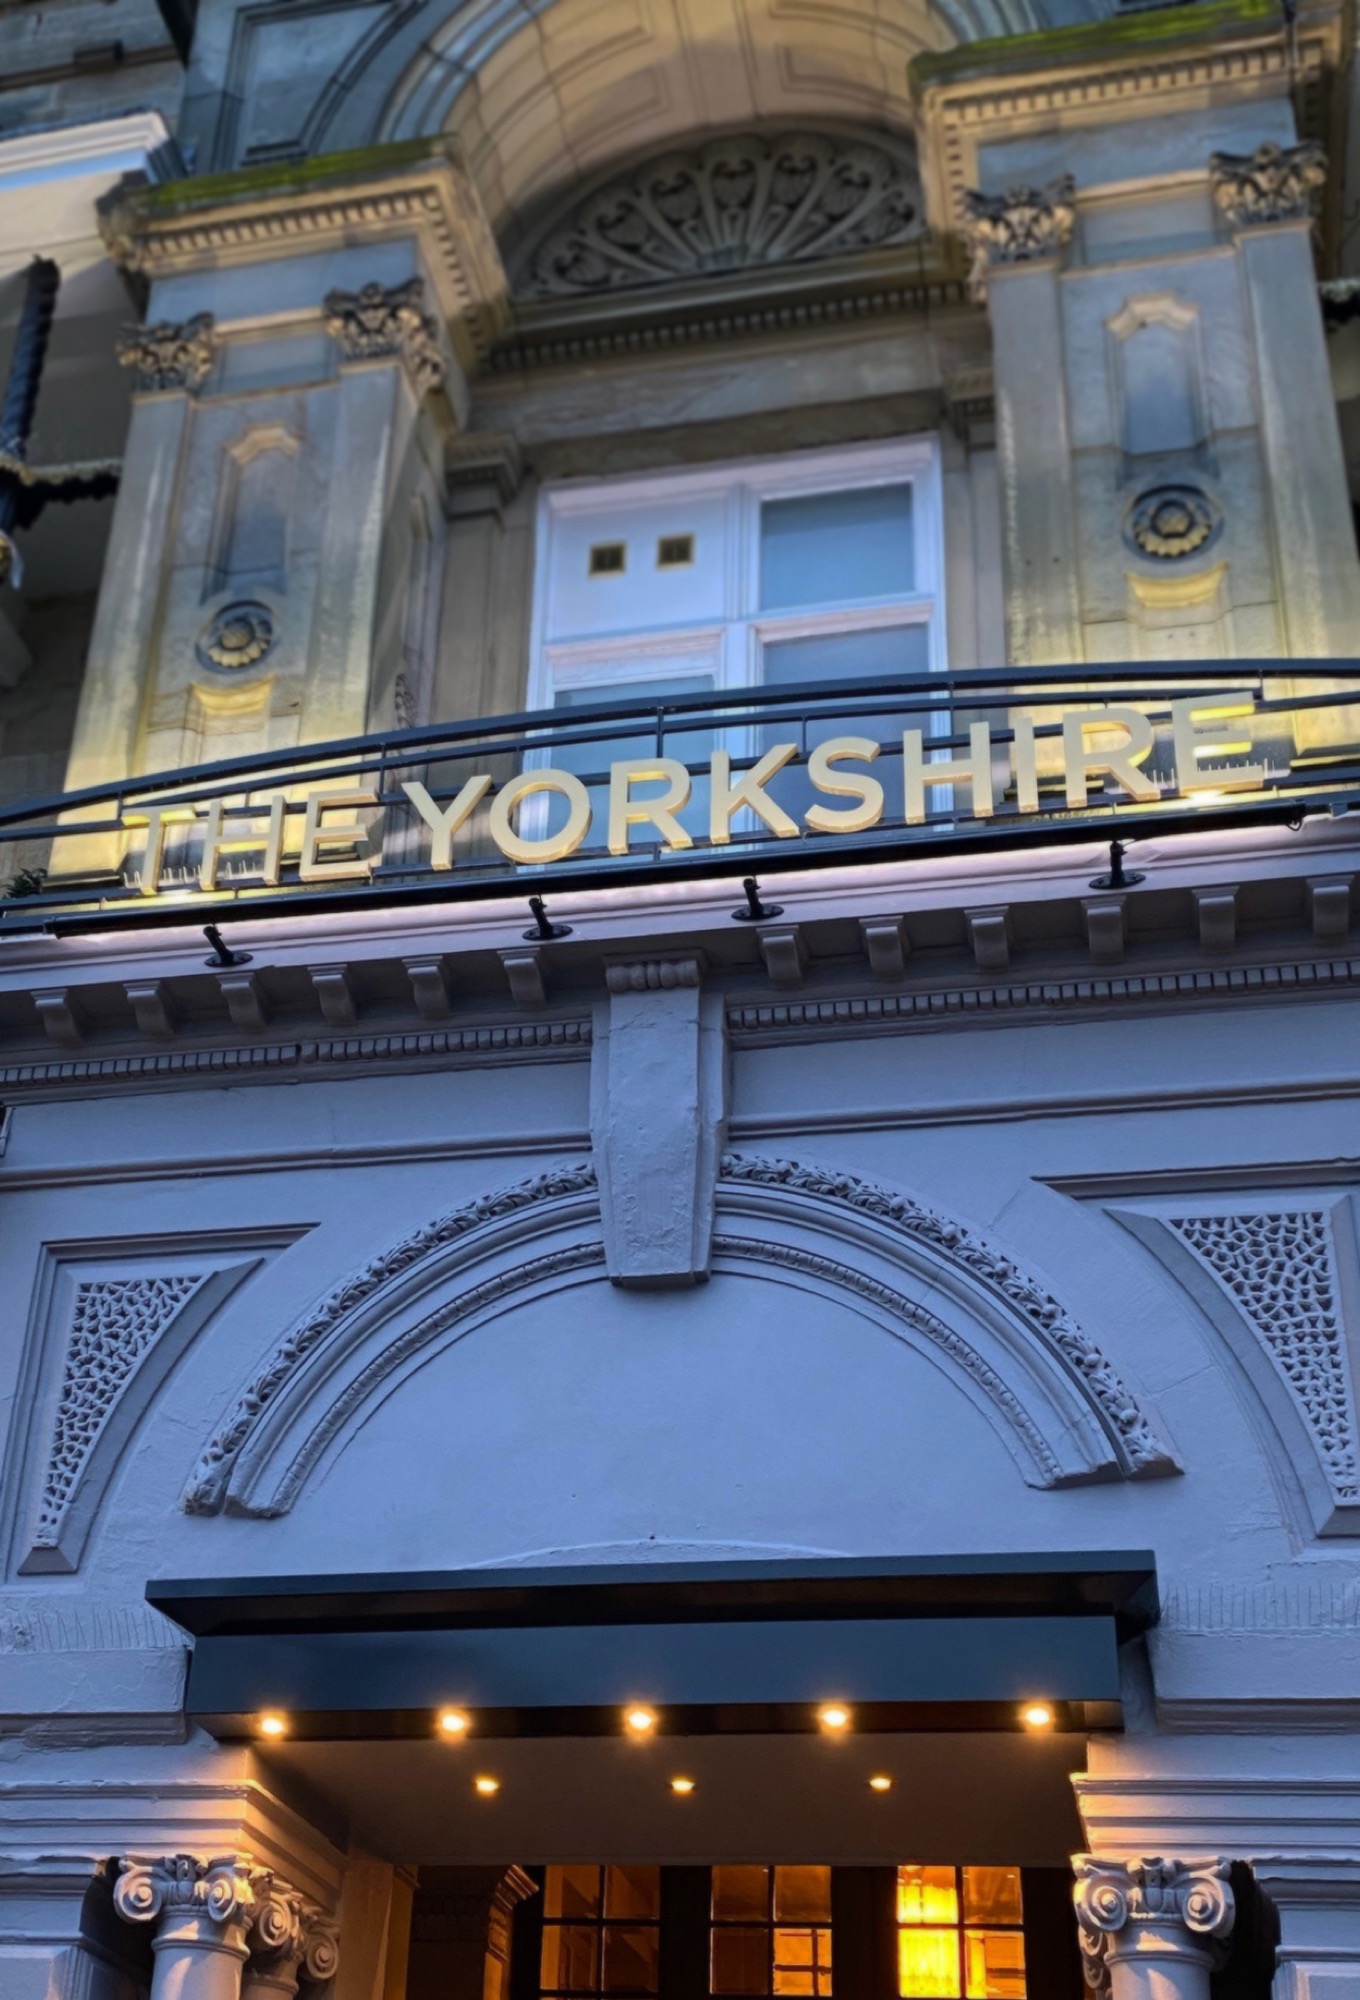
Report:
898,1929,960,1999
961,1871,1023,1928
774,1926,832,1996
606,1868,661,1921
774,1869,832,1923
552,677,715,780
762,623,930,689
713,1867,771,1921
545,1867,603,1921
964,1932,1025,2000
603,1927,660,1993
541,1925,601,1993
760,484,915,610
897,1869,959,1928
713,1927,770,1994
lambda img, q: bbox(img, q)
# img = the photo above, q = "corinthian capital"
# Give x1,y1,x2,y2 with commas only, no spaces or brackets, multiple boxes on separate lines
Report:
1209,141,1326,227
323,277,446,398
114,1853,271,1933
246,1885,341,1996
961,177,1076,301
1074,1857,1234,1993
116,314,216,394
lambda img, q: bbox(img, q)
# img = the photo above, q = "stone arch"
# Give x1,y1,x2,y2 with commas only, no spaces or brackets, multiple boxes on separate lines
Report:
182,1154,1175,1520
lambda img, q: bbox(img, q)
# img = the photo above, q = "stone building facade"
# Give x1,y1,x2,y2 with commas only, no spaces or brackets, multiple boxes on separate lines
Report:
4,1,1360,2000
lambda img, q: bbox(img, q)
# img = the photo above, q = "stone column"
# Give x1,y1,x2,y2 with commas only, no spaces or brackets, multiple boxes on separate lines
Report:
114,1854,270,2000
242,1886,340,2000
961,179,1082,668
1254,1860,1360,2000
1211,142,1360,672
1073,1856,1235,2000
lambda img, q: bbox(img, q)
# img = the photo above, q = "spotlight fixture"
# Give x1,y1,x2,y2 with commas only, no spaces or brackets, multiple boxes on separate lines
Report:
474,1775,500,1795
670,1776,696,1795
817,1703,852,1732
868,1775,893,1792
625,1705,658,1735
1020,1702,1054,1729
257,1712,288,1739
438,1708,471,1737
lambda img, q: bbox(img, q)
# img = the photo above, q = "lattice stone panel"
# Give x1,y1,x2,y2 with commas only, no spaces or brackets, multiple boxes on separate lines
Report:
1168,1210,1358,1500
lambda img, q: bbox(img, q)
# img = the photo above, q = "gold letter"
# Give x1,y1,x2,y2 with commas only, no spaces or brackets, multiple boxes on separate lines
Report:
804,736,884,834
488,769,592,864
1011,713,1040,814
903,722,995,825
198,796,286,891
1170,695,1263,795
298,789,377,882
607,758,693,855
402,775,493,868
709,744,800,844
1062,707,1159,809
122,804,198,896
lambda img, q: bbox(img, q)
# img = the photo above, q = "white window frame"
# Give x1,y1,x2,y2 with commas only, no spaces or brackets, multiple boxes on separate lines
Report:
527,436,946,720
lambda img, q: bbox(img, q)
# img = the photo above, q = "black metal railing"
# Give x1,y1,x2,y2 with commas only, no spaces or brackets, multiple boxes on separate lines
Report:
3,660,1359,932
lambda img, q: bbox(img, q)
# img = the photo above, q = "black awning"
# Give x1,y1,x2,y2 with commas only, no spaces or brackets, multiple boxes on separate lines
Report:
148,1552,1156,1742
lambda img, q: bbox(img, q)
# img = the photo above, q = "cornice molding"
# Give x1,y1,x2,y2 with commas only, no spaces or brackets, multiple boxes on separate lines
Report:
98,140,509,369
0,111,173,190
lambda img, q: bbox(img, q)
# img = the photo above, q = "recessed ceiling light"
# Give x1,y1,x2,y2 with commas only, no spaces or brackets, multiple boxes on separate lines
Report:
625,1705,658,1735
258,1712,288,1739
438,1709,471,1736
670,1776,696,1795
1020,1702,1054,1729
817,1703,852,1731
869,1775,893,1792
474,1775,500,1795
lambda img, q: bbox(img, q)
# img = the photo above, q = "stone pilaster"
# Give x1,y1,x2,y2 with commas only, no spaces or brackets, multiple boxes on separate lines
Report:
114,1854,271,2000
1074,1857,1235,2000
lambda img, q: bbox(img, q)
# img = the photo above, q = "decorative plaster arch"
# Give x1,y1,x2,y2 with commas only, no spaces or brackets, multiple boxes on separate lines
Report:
183,1155,1175,1520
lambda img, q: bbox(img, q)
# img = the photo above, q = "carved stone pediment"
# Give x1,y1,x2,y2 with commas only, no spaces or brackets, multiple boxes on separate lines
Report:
522,127,924,298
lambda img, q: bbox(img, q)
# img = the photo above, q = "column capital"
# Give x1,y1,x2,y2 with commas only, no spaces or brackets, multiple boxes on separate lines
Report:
960,177,1076,301
1209,140,1326,228
1074,1856,1235,1993
116,314,216,395
246,1885,340,1997
114,1852,271,1951
323,277,446,399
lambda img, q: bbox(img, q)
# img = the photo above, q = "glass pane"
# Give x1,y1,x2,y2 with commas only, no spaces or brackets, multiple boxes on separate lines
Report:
774,1869,832,1923
761,484,915,610
606,1868,661,1921
542,1925,600,1993
898,1929,960,2000
964,1932,1025,2000
897,1869,959,1928
545,1867,603,1921
713,1867,771,1921
603,1926,660,1993
762,623,930,690
712,1927,770,1994
961,1871,1022,1928
774,1927,832,1996
552,678,715,781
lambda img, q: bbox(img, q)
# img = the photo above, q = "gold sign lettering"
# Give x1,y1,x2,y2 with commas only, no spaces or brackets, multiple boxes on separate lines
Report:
608,758,693,855
198,795,286,891
488,769,591,863
709,743,800,844
298,789,377,882
1062,707,1158,809
402,775,493,868
1170,695,1263,794
805,735,884,834
903,721,995,825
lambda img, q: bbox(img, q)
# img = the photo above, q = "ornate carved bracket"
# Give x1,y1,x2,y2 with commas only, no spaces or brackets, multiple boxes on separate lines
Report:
323,277,445,398
1210,141,1327,227
116,314,216,394
961,177,1076,301
1074,1857,1235,1995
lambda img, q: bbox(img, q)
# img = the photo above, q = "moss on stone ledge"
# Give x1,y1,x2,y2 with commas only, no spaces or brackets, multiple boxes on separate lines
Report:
910,0,1282,97
137,136,455,215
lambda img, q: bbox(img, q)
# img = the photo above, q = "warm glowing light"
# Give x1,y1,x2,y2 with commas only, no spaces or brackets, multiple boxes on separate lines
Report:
474,1775,500,1795
670,1776,696,1794
625,1705,658,1734
257,1712,288,1738
869,1775,893,1792
438,1709,470,1736
818,1703,852,1731
1020,1702,1054,1729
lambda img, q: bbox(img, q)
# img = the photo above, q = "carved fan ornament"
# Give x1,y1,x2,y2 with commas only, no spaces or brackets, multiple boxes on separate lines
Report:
524,130,924,297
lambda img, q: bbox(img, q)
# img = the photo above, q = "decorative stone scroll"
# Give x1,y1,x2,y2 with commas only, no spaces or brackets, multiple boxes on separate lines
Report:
1074,1857,1234,1998
245,1886,341,2000
524,129,923,297
322,277,445,397
117,313,216,394
1167,1210,1358,1501
114,1854,269,1979
960,177,1076,300
1209,140,1327,227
